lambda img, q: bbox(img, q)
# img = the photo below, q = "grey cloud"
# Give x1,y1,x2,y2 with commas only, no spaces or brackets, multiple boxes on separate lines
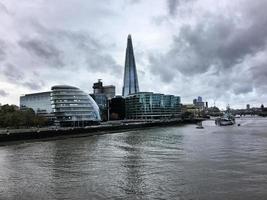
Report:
0,2,8,14
86,53,122,75
0,40,6,61
2,64,24,82
148,53,175,83
59,29,123,75
147,0,267,101
150,0,267,82
167,0,195,16
168,0,179,16
250,58,267,90
233,84,253,95
19,39,64,68
125,0,141,4
23,80,44,90
22,21,123,75
0,89,8,97
1,63,44,90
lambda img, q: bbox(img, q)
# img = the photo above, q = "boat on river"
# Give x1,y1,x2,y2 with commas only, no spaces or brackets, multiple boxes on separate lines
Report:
215,106,235,126
215,117,235,126
196,122,204,129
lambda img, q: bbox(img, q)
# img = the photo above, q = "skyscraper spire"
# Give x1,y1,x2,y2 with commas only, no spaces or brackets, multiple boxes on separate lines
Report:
122,34,139,96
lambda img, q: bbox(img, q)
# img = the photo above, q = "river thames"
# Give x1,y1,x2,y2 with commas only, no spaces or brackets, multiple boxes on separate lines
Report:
1,117,267,200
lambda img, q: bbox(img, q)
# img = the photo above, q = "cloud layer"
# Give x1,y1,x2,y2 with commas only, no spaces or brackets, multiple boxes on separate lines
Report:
0,0,267,108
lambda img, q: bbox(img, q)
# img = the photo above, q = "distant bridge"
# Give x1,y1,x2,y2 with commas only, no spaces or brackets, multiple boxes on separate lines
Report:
231,110,267,117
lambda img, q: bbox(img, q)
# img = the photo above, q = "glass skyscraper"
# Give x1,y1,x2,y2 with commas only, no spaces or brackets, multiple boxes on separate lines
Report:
122,34,139,97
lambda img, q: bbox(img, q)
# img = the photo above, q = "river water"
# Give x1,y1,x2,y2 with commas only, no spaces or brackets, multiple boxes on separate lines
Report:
1,118,267,200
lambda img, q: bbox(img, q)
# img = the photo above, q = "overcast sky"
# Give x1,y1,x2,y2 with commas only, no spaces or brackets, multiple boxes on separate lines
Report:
0,0,267,109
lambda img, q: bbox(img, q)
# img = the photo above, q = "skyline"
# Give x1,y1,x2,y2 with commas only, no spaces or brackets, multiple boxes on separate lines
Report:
0,0,267,109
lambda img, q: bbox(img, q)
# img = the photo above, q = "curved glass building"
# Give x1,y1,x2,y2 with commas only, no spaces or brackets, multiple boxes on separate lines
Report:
50,85,100,126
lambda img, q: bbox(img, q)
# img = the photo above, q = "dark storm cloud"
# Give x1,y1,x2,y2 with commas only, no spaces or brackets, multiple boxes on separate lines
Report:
0,89,8,97
18,21,122,75
19,39,64,68
151,0,267,84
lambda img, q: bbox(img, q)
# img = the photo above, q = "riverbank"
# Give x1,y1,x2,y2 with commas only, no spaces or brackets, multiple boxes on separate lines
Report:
0,119,203,143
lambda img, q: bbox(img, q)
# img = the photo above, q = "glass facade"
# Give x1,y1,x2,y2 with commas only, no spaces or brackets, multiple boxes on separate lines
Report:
122,35,139,96
51,85,100,126
20,92,52,113
125,92,181,119
20,85,101,126
90,93,108,121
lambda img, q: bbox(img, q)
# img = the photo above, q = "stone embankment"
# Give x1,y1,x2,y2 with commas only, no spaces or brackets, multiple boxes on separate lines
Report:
0,119,203,143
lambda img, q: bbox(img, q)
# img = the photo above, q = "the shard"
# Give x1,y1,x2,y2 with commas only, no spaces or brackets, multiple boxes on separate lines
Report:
122,34,139,97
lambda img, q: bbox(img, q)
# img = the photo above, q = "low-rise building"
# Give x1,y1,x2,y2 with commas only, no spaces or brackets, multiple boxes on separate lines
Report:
182,104,202,119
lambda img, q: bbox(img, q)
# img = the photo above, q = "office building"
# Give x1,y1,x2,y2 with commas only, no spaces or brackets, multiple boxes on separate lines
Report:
122,34,139,96
90,79,116,121
125,92,181,120
193,96,207,110
109,96,125,120
20,85,101,126
20,92,52,114
92,79,115,99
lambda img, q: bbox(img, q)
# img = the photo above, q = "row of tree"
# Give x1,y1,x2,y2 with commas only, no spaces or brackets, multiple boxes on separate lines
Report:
0,104,49,128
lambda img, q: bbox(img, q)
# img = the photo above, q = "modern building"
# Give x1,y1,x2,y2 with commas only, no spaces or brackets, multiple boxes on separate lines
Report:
122,34,139,97
125,92,181,120
193,96,207,110
90,79,116,121
109,96,125,120
20,92,52,114
20,85,101,127
92,79,115,99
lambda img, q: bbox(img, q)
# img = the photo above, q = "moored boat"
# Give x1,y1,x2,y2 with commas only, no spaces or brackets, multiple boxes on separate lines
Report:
196,122,204,129
215,106,235,126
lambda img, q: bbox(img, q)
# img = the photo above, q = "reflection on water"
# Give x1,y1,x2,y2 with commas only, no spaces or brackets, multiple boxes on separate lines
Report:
1,118,267,199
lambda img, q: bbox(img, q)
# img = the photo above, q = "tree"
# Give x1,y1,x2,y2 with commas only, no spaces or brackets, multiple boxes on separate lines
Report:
0,104,49,128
